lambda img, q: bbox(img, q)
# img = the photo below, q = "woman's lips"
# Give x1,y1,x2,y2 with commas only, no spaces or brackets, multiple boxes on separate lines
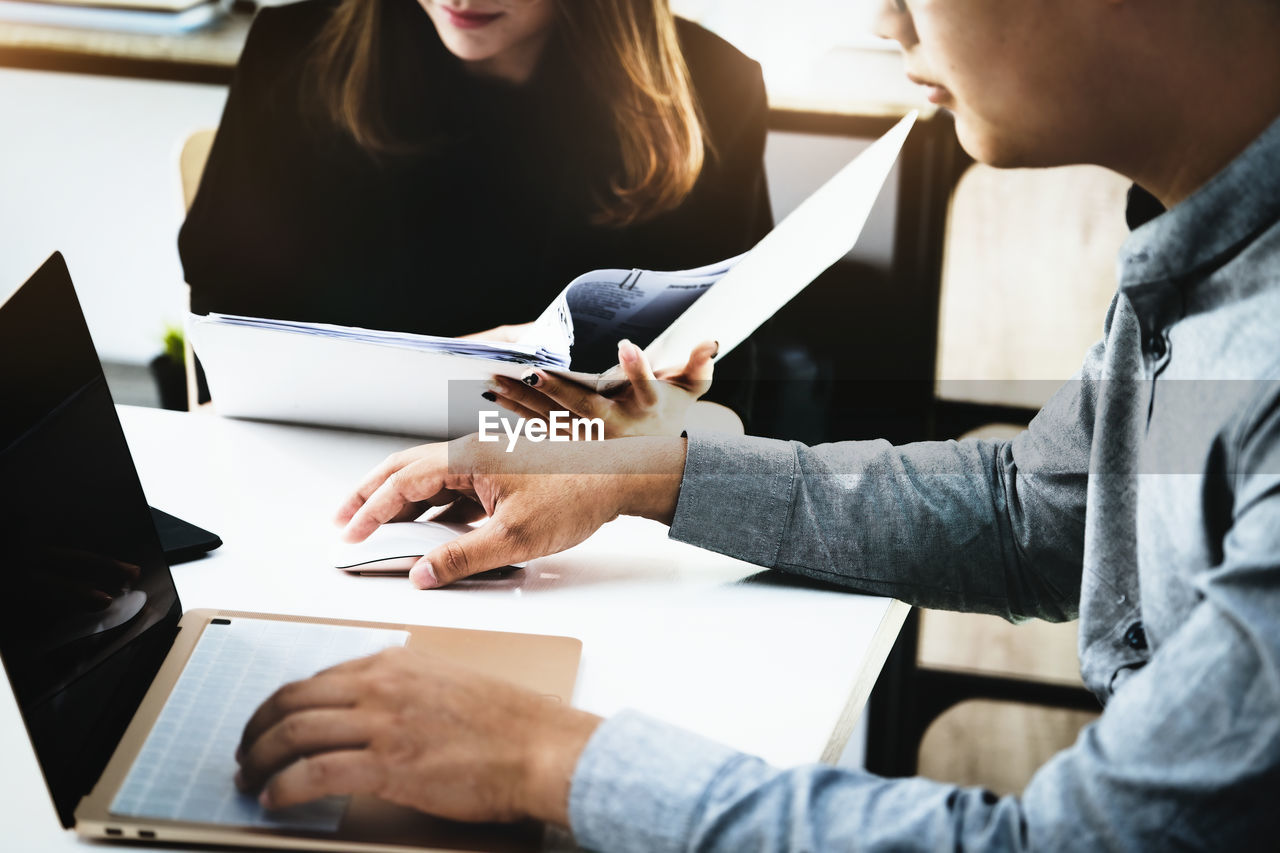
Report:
441,5,503,29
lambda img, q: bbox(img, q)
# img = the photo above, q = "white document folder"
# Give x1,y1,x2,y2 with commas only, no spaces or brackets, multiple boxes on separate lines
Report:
189,112,917,439
187,320,539,438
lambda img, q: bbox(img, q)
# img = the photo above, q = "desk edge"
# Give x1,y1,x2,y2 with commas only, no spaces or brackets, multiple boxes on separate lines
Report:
819,598,910,765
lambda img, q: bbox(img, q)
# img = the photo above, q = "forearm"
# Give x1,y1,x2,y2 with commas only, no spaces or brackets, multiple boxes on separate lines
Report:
669,432,1084,621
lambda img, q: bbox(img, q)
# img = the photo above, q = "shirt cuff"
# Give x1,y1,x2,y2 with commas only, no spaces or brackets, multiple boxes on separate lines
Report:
568,710,744,853
668,432,798,568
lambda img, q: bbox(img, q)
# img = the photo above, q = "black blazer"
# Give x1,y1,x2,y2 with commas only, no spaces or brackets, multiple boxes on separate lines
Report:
180,0,772,409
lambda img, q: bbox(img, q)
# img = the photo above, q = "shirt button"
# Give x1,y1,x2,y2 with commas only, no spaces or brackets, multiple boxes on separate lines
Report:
1124,622,1148,651
1147,332,1167,359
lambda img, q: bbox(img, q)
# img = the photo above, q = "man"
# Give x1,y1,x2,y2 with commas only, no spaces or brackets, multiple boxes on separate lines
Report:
235,0,1280,848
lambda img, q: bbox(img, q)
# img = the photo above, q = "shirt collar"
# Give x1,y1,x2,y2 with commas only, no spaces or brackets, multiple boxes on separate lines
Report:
1118,112,1280,291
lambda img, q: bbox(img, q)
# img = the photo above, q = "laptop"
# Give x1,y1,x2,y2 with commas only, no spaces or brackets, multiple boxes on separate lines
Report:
0,253,582,851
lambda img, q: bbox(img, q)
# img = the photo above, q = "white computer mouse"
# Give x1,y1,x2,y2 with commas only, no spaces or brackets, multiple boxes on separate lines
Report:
331,520,475,573
331,519,527,575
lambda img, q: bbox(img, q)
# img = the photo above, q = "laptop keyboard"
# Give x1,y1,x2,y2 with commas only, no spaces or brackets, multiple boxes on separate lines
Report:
110,617,409,831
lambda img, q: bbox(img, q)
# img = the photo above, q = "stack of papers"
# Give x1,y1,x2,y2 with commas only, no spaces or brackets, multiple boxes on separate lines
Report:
191,248,754,422
0,0,225,34
203,315,571,370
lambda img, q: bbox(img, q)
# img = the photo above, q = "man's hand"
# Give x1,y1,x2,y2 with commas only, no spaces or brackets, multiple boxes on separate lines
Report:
335,434,688,588
487,340,724,438
235,647,602,825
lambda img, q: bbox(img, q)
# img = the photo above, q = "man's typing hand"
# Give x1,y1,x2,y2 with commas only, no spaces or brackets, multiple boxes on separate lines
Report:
235,646,602,825
334,435,688,589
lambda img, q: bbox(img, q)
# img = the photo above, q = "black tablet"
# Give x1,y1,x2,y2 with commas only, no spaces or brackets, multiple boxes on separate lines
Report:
149,506,222,565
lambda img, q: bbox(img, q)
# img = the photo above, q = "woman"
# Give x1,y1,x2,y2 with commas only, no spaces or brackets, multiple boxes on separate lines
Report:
179,0,772,434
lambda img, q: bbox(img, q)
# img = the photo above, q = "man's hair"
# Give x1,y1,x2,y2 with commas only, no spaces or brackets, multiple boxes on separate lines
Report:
308,0,707,227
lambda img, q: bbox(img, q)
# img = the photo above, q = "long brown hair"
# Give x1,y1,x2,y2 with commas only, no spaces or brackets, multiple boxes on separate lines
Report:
308,0,707,227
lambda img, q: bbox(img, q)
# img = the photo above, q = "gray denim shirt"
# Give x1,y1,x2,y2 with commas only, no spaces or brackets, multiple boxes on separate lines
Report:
567,113,1280,851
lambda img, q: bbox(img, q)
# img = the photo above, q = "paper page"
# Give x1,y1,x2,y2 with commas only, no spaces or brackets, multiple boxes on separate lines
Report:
642,112,917,372
561,260,744,373
514,291,574,365
514,255,746,374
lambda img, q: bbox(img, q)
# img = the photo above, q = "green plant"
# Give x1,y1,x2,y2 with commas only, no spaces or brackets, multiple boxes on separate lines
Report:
161,325,185,366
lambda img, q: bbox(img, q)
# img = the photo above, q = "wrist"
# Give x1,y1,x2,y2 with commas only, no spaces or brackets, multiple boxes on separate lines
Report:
518,704,603,827
612,437,687,524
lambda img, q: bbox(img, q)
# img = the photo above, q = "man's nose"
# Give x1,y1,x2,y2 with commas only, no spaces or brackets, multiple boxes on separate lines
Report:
873,0,917,50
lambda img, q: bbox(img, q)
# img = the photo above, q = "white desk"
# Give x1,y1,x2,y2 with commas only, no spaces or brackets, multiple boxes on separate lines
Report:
0,406,907,850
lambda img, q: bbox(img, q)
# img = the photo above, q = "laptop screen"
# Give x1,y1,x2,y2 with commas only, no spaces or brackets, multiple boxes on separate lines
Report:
0,253,182,828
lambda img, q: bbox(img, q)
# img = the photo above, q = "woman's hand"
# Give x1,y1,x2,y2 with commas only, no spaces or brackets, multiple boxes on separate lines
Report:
235,646,602,826
486,339,720,438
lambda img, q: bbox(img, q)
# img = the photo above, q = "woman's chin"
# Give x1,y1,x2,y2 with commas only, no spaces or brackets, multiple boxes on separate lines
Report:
437,35,503,64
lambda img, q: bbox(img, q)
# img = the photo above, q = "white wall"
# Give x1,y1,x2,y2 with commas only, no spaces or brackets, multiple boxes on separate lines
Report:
0,67,227,363
672,0,920,112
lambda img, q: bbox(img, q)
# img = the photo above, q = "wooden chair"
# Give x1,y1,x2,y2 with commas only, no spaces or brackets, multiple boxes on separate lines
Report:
178,128,216,411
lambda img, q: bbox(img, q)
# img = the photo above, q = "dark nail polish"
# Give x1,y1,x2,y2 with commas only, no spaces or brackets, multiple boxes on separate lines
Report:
481,391,497,402
522,373,540,387
712,341,721,358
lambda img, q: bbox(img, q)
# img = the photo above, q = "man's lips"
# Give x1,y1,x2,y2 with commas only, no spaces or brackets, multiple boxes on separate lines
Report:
907,73,952,105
